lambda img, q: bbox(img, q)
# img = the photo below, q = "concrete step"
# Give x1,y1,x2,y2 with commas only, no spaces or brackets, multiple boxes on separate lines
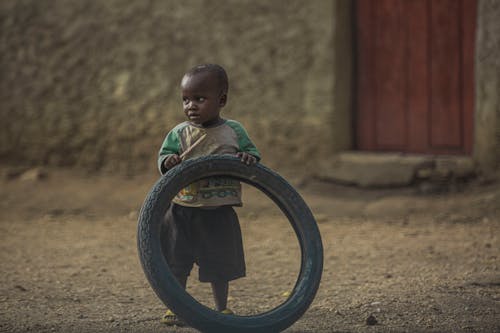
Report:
316,152,475,187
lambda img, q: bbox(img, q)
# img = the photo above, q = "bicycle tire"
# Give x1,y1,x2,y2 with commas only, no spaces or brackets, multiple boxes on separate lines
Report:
137,155,323,333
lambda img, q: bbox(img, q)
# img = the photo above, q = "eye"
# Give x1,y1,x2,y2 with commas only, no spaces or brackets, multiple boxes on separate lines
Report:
196,97,206,103
182,97,189,104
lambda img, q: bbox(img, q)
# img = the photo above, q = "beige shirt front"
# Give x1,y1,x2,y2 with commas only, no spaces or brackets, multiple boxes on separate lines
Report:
158,119,260,208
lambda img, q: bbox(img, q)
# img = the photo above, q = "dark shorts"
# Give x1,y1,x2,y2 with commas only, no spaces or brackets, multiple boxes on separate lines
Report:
160,203,246,283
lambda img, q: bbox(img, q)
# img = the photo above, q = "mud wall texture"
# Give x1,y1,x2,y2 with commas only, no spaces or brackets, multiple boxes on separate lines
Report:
0,0,353,175
2,0,498,176
475,0,500,175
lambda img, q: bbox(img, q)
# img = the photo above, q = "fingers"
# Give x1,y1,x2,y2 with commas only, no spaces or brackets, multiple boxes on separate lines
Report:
170,155,181,166
166,153,256,169
237,152,257,165
246,154,257,165
164,154,181,169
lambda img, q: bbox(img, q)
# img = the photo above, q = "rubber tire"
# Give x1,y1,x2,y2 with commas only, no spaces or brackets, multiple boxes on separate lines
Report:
137,155,323,333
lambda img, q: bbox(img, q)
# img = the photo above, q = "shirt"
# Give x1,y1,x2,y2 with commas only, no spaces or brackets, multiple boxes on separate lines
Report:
158,119,260,207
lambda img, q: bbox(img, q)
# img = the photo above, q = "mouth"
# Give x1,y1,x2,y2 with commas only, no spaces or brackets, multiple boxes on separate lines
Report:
187,113,201,121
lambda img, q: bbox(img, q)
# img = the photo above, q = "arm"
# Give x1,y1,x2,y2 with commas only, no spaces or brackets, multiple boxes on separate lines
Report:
226,120,261,165
158,128,182,174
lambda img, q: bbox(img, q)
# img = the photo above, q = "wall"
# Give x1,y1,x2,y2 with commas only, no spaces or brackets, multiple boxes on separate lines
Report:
0,0,352,175
475,0,500,175
2,0,498,177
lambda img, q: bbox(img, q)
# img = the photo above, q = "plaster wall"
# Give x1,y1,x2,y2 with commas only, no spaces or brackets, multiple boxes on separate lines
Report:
475,0,500,174
0,0,351,174
1,0,498,176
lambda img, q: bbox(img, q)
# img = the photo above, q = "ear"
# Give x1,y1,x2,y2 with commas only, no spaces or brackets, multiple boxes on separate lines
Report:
219,93,227,107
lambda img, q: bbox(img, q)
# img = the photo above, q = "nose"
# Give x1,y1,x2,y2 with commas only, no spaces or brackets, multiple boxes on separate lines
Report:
186,100,197,110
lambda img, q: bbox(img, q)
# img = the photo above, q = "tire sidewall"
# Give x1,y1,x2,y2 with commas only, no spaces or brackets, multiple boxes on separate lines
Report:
137,155,323,333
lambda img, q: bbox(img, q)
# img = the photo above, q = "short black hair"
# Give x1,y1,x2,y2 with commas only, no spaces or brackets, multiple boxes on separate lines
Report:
184,64,229,94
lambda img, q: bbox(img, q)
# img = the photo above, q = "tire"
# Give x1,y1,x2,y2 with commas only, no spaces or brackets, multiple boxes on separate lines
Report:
137,155,323,333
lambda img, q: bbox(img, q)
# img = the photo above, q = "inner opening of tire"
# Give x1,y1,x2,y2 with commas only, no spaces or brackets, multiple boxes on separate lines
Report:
159,178,302,316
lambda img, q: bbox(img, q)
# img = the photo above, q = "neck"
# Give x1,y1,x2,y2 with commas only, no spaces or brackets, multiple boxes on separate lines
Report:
201,116,223,128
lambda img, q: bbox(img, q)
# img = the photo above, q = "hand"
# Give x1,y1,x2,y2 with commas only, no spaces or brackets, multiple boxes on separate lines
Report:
163,154,181,170
237,152,257,165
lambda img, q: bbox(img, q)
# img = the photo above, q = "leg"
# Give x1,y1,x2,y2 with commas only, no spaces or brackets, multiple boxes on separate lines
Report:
161,204,195,285
195,207,245,312
160,204,194,325
211,280,229,311
161,274,189,326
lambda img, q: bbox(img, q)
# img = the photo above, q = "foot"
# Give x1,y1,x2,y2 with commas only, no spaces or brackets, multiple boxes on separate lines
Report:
160,309,185,326
220,308,234,315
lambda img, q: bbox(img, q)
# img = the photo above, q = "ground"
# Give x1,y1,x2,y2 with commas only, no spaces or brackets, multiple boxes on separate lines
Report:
0,167,499,333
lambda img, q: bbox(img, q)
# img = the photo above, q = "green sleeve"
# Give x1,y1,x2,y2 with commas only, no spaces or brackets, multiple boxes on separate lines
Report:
226,120,261,161
158,124,184,174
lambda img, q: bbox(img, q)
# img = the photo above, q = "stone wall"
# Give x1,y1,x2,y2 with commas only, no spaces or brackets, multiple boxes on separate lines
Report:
0,0,351,175
475,0,500,175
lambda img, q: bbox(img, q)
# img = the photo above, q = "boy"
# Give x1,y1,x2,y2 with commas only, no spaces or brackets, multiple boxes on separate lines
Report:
157,64,260,325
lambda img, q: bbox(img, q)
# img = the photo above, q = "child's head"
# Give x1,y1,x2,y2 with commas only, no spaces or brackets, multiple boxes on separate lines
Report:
181,64,229,126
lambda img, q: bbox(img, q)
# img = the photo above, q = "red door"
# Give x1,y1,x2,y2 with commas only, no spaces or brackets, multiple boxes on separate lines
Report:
356,0,476,155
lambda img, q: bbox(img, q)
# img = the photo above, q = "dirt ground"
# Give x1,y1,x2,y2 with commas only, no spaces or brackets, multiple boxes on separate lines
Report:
0,167,499,333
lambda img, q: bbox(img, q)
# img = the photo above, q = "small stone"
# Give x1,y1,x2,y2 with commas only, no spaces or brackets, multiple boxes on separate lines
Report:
418,181,445,194
431,306,442,313
416,168,434,179
366,314,378,326
19,168,48,181
3,168,25,180
246,211,258,220
314,213,329,223
14,285,27,292
128,211,138,220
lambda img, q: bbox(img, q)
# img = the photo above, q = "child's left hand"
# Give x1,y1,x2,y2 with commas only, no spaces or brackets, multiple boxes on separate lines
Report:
237,152,257,165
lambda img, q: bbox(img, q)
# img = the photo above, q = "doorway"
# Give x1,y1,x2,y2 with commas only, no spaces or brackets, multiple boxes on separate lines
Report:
355,0,477,155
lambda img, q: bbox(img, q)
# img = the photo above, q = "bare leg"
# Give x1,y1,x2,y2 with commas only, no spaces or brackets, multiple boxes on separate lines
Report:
211,280,229,311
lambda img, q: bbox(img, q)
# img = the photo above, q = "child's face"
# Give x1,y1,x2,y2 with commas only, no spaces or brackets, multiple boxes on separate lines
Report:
181,72,226,126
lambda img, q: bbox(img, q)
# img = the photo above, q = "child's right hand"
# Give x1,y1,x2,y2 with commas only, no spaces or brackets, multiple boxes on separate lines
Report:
163,154,181,170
